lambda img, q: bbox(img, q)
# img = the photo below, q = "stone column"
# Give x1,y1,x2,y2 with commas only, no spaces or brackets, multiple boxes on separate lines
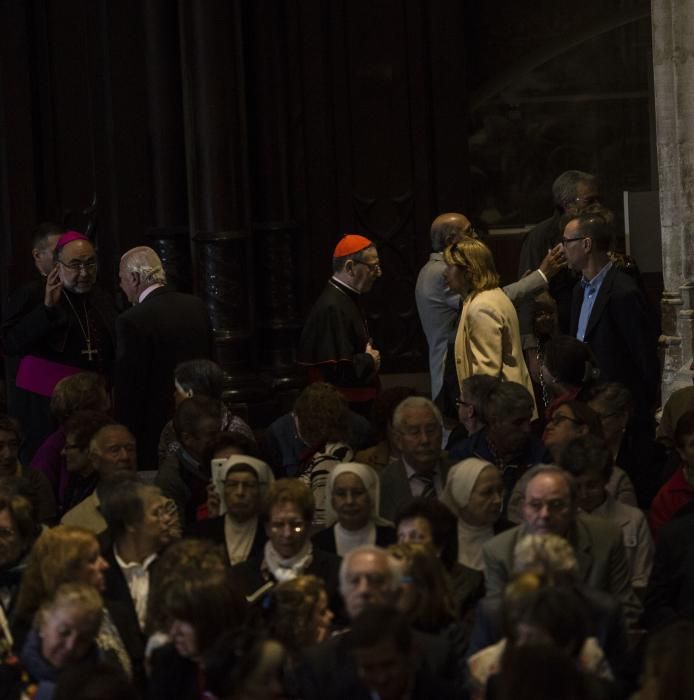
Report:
652,0,694,401
178,0,272,418
143,0,191,292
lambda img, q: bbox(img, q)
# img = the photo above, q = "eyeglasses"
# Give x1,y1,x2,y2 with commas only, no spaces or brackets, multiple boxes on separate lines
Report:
560,236,589,246
354,260,381,273
269,520,306,534
548,414,583,427
573,195,600,206
525,499,569,514
103,443,136,455
58,259,98,272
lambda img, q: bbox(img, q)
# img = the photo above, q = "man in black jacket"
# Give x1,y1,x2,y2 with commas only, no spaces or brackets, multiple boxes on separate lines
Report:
115,246,212,469
565,213,658,425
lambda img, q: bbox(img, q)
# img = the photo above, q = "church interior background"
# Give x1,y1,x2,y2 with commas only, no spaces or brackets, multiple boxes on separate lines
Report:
1,0,683,425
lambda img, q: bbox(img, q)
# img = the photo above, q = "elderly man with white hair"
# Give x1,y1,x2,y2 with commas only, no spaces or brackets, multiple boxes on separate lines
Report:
299,545,458,699
379,396,454,522
114,246,212,469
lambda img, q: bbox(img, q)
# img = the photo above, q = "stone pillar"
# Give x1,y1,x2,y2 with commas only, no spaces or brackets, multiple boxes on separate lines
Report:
178,0,272,418
244,0,304,404
652,0,694,401
143,0,191,291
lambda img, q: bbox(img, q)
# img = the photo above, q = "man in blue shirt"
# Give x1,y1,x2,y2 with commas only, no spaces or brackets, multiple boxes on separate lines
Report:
565,213,658,424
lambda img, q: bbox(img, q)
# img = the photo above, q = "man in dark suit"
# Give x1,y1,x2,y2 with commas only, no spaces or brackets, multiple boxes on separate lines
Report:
379,397,452,522
98,474,171,692
114,246,213,469
298,546,457,700
347,605,457,700
482,464,642,631
565,213,658,424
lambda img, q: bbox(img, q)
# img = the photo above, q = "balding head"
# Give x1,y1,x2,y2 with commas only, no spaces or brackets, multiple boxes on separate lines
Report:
89,424,137,477
339,546,399,620
430,213,474,252
119,246,166,304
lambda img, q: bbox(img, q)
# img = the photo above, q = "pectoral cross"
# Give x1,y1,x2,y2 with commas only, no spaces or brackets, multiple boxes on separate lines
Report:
81,340,99,361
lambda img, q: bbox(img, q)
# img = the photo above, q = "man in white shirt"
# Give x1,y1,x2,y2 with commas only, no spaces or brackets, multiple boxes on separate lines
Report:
99,477,170,685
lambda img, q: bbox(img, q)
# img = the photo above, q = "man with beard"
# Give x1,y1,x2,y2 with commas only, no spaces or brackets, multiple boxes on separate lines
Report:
1,232,116,461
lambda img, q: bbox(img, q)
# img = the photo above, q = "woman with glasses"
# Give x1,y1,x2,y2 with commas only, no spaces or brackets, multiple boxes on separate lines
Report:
540,399,636,508
230,479,342,615
443,238,536,416
312,462,395,556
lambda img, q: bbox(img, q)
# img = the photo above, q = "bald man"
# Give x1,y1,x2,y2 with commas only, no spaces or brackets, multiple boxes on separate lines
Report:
114,246,212,469
415,213,562,413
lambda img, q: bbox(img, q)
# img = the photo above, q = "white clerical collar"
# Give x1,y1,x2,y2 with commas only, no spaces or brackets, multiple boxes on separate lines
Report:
331,275,361,295
138,283,164,303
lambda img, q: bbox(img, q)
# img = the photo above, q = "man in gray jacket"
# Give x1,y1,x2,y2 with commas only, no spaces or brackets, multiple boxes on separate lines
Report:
482,464,642,631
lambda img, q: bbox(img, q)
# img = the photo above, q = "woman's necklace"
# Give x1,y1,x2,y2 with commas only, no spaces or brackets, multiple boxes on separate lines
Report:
62,291,98,360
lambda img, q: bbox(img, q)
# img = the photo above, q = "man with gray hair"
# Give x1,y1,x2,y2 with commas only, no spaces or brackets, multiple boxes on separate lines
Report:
415,212,563,415
468,532,628,677
300,545,457,699
379,396,453,521
449,381,550,514
517,170,599,334
114,246,212,468
482,463,642,629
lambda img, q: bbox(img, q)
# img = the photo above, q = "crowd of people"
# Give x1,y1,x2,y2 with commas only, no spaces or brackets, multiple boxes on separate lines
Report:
0,171,692,699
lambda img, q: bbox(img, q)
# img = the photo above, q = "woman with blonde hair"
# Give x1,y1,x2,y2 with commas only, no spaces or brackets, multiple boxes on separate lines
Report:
13,525,131,678
20,583,105,698
443,238,535,410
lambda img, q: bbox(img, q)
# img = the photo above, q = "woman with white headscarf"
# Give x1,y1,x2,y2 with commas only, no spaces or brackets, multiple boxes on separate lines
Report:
188,454,274,566
441,458,510,570
312,462,396,556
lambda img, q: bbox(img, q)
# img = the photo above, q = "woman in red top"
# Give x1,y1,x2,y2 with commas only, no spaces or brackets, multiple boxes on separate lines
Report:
649,409,694,536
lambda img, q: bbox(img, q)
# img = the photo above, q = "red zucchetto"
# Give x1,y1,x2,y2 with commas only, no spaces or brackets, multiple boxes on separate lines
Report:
54,231,89,251
332,234,374,259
